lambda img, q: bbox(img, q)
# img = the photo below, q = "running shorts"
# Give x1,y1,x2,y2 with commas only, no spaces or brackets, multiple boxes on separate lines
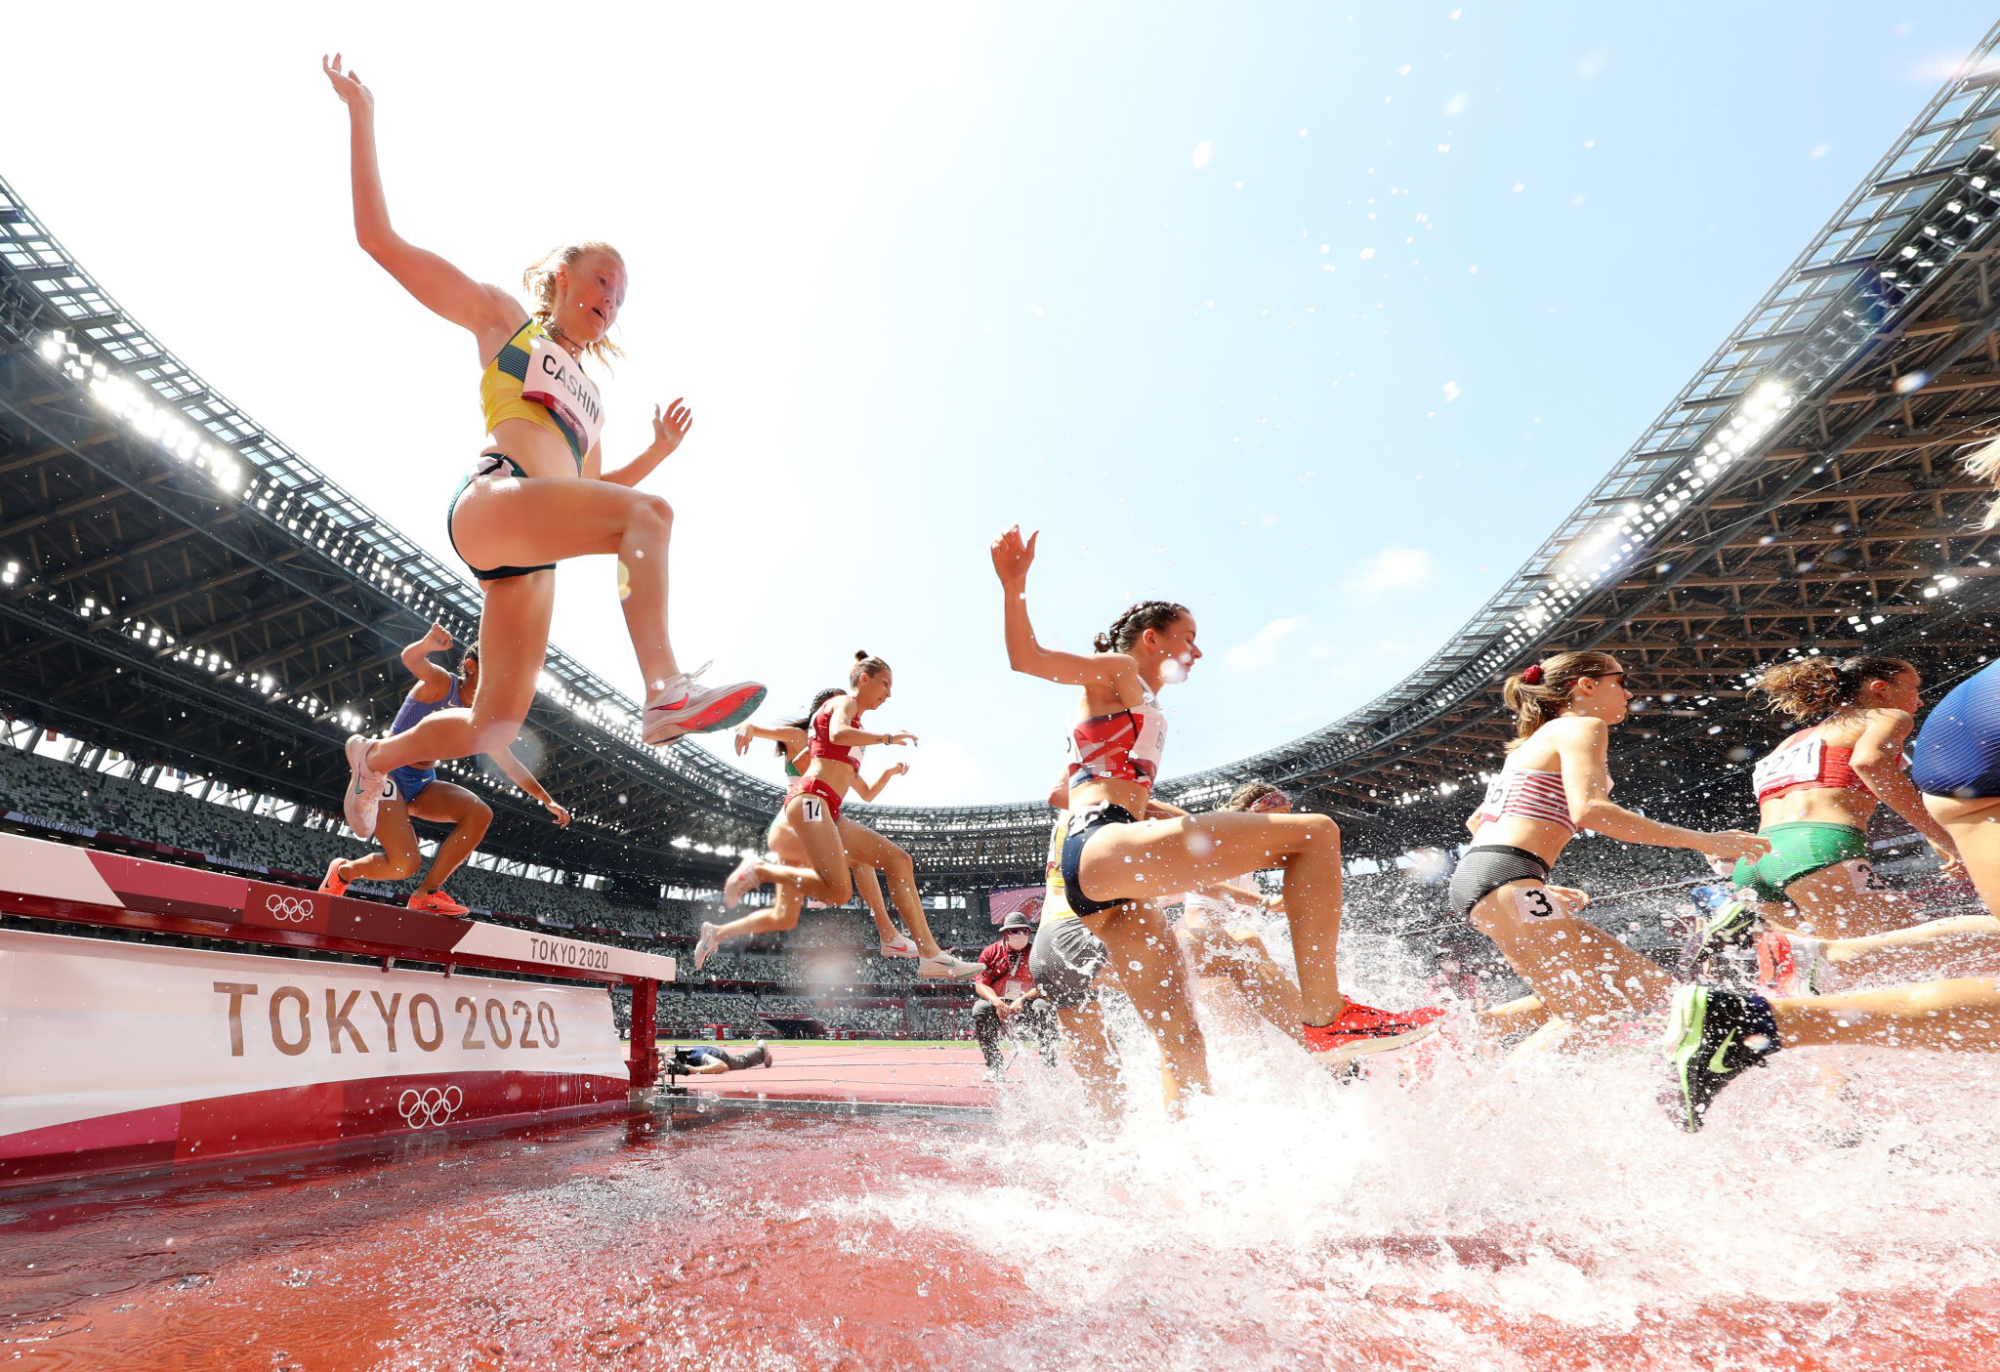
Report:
1730,822,1869,904
1029,910,1112,1009
784,776,844,826
1913,659,2000,799
448,454,557,582
388,765,435,805
1448,845,1552,916
1057,801,1139,916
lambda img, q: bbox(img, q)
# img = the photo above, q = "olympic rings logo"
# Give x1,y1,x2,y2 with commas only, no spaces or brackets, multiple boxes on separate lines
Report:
398,1085,463,1129
264,893,317,924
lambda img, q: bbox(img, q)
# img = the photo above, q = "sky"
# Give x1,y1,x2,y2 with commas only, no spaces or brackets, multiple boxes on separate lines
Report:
3,2,1994,808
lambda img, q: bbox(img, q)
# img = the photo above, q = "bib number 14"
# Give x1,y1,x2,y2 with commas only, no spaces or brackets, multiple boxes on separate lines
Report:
801,796,826,824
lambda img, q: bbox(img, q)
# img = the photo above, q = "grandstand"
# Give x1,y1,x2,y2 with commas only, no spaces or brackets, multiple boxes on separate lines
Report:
5,36,2000,1036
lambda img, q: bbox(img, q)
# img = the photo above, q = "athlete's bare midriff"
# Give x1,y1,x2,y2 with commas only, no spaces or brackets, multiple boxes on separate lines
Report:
1066,776,1152,818
480,417,582,481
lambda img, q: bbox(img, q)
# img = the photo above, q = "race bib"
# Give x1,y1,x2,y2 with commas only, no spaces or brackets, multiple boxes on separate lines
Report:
800,795,826,824
1846,859,1890,894
1753,737,1824,795
1512,885,1563,921
521,333,605,455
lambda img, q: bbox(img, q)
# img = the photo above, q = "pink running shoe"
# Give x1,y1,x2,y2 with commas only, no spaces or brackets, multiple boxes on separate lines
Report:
642,665,767,745
1302,1002,1445,1064
318,857,349,897
721,852,760,911
408,889,470,918
341,734,387,840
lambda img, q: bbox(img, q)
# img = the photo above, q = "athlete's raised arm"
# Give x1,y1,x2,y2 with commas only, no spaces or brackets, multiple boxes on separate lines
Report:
990,525,1144,695
322,54,520,346
399,624,457,703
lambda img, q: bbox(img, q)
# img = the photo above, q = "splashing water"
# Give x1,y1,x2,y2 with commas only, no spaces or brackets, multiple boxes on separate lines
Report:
6,933,2000,1368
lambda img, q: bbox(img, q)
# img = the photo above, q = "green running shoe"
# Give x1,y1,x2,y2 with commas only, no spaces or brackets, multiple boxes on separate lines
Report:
1660,984,1781,1133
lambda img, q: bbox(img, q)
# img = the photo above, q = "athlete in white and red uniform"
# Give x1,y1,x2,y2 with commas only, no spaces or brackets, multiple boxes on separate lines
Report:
990,523,1442,1117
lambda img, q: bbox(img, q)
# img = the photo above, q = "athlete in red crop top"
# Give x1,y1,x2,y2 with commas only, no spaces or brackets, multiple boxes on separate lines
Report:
697,655,978,980
991,523,1442,1109
712,696,979,980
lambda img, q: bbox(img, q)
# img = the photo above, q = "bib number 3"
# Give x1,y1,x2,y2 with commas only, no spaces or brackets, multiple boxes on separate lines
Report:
1512,886,1562,921
1846,859,1890,894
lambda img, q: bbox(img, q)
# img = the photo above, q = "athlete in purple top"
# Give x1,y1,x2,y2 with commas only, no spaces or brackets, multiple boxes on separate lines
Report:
320,624,569,916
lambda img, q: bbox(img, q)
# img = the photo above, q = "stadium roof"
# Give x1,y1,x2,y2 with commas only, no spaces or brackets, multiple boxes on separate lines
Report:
8,26,2000,887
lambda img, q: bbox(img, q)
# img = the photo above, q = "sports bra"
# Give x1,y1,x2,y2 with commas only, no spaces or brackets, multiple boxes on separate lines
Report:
1473,759,1578,835
1753,727,1876,803
808,698,865,770
479,319,604,467
1066,691,1168,792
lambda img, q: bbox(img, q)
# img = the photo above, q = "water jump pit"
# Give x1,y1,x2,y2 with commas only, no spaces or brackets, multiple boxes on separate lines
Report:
7,832,2000,1368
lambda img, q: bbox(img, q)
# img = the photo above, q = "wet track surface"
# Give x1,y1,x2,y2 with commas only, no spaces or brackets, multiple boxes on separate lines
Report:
8,1032,2000,1371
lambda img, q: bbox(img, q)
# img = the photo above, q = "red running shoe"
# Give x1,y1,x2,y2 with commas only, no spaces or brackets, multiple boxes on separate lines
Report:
408,889,470,918
1302,1001,1445,1064
318,857,348,897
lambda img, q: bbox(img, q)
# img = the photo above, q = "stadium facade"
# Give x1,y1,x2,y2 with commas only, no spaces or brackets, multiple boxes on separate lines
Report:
5,25,2000,943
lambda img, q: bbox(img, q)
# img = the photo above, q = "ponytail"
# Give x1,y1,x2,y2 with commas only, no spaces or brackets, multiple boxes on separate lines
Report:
1094,600,1190,654
1501,650,1624,746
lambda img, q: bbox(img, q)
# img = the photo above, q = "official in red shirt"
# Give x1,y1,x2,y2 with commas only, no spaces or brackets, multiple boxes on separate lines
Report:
972,911,1058,1076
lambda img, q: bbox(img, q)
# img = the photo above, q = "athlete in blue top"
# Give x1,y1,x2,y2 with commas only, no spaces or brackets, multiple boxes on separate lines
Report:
320,624,568,916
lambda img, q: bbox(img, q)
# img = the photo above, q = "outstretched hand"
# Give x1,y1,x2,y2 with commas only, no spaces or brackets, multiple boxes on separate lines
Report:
546,800,571,827
886,761,910,778
1702,830,1771,865
990,525,1038,585
650,400,693,458
733,721,756,757
883,731,919,748
322,53,374,115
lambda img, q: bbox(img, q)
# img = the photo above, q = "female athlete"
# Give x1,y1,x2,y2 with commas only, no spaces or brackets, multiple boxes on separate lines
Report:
697,693,979,979
320,624,567,915
1457,650,2000,1131
992,523,1439,1106
321,55,762,839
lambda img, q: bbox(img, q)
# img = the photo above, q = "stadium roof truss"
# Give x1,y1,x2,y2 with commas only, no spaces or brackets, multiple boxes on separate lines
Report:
8,28,2000,886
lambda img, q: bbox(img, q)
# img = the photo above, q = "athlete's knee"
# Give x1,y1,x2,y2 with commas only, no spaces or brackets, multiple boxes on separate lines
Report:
823,870,855,907
880,845,914,880
630,493,675,537
461,798,493,837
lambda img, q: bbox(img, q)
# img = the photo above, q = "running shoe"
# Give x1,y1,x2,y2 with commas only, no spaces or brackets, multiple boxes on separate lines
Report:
878,933,921,960
721,853,760,911
1660,984,1781,1133
758,1040,775,1070
408,889,471,918
642,664,768,745
693,920,723,972
1301,1001,1446,1064
1676,895,1759,986
318,857,349,897
341,734,387,840
919,952,983,981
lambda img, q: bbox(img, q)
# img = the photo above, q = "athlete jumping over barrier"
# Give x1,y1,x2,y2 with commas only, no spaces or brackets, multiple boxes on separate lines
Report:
319,54,763,841
320,624,567,916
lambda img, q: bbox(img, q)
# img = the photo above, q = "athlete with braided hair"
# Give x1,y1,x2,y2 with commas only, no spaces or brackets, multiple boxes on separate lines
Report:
992,525,1440,1112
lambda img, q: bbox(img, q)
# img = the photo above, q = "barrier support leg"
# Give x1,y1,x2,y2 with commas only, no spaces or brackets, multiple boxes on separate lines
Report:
628,979,661,1089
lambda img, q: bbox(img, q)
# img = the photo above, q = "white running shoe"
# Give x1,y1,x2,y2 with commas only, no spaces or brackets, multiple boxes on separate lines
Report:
694,921,723,972
919,952,983,981
721,853,760,911
642,664,768,744
879,934,921,960
341,735,387,840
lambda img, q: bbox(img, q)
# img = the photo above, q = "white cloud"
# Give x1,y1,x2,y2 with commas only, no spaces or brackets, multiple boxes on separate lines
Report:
1346,547,1432,598
1224,615,1309,671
